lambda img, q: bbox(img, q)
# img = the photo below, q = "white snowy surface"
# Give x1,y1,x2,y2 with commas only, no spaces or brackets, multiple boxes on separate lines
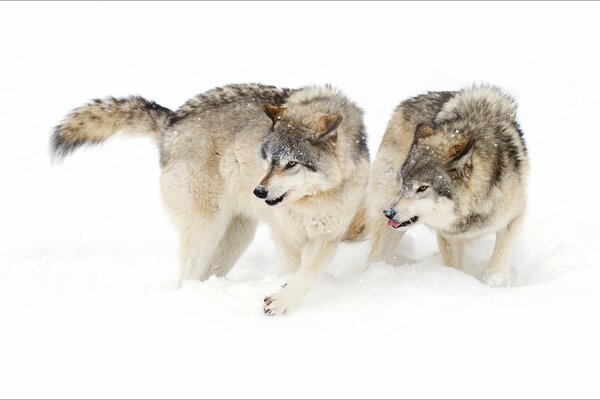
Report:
1,1,600,398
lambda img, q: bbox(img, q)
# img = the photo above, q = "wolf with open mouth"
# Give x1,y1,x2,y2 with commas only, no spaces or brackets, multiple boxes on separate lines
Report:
51,83,369,314
365,85,528,286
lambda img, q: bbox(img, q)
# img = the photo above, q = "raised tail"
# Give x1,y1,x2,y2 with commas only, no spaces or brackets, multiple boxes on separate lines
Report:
50,96,174,162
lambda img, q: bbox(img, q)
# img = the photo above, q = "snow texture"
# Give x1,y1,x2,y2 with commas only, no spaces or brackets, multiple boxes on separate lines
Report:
1,2,599,398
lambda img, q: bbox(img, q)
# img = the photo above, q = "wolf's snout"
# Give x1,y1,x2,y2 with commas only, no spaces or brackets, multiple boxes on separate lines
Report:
253,186,268,199
383,208,396,220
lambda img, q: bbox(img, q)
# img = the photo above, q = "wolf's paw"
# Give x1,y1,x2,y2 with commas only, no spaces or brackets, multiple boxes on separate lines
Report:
263,283,301,316
484,270,510,287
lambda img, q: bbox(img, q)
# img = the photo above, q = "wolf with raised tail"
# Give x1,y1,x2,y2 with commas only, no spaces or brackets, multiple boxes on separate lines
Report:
51,83,369,314
366,85,528,286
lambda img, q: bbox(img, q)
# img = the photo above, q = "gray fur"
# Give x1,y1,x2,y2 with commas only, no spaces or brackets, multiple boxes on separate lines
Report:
397,91,457,126
367,84,529,287
398,85,527,234
172,83,296,121
50,83,370,314
51,96,174,162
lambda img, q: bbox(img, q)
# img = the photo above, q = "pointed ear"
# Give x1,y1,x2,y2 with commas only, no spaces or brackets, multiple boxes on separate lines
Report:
262,104,286,123
415,122,436,139
448,138,475,167
314,114,343,142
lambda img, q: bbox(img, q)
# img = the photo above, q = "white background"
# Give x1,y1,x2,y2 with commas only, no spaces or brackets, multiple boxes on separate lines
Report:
1,1,599,398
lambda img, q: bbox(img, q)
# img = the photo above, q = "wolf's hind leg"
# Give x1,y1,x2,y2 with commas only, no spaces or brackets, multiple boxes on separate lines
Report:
177,213,230,282
437,234,464,269
484,212,525,287
209,215,257,277
160,165,228,285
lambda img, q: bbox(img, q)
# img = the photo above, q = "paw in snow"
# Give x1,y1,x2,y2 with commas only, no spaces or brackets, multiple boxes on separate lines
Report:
263,283,302,316
484,270,511,287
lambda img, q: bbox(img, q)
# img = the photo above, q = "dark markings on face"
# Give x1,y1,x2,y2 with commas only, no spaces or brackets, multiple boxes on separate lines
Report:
399,146,453,200
260,124,323,173
270,155,279,168
437,184,452,199
304,163,317,172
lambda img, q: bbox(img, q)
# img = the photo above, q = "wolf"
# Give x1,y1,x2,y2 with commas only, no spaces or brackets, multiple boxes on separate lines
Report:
366,85,528,286
51,83,369,314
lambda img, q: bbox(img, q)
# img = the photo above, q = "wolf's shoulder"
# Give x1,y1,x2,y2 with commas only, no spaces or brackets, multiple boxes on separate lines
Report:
395,90,457,124
435,84,518,124
286,84,348,105
400,90,457,109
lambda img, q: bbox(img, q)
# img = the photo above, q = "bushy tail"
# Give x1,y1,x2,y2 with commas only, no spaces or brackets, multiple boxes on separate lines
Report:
50,96,174,162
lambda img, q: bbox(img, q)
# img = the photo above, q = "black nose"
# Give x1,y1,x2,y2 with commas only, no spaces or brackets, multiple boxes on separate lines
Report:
253,186,268,199
383,208,396,220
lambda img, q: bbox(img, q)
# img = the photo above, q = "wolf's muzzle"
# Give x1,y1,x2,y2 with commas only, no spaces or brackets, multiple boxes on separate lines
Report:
383,208,396,220
384,208,418,229
265,193,286,206
253,186,268,199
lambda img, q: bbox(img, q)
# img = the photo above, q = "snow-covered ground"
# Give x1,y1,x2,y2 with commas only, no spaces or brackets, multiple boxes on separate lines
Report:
1,1,600,398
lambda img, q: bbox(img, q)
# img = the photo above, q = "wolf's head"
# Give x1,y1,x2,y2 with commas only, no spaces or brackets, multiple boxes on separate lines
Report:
253,104,344,206
383,122,475,231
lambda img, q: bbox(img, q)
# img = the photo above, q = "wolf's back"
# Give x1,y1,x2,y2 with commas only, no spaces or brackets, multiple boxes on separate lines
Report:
51,96,174,161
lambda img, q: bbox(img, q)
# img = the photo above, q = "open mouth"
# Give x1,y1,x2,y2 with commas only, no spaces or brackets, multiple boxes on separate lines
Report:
388,216,418,229
265,193,287,206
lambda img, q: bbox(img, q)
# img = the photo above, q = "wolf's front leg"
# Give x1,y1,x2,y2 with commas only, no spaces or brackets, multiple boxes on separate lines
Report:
484,212,525,287
178,215,229,284
367,219,406,268
263,239,338,315
437,234,464,269
271,228,301,273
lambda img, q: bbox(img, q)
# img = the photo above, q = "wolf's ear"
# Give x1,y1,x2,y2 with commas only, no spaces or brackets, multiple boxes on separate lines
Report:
263,104,286,123
448,138,475,168
415,122,436,139
314,114,343,142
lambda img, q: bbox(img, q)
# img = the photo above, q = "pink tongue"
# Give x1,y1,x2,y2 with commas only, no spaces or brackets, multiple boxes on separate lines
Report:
388,220,402,228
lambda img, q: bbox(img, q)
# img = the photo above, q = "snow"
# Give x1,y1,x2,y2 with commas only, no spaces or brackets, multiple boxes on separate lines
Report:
1,1,600,398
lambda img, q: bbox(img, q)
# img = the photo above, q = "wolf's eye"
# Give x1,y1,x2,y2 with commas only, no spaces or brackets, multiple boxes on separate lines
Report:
285,161,298,169
416,185,429,193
